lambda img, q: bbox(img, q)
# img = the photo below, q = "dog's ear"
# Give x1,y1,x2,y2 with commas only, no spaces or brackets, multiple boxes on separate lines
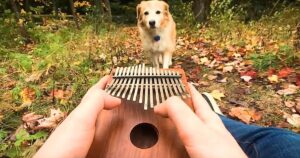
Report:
136,4,142,20
162,1,169,16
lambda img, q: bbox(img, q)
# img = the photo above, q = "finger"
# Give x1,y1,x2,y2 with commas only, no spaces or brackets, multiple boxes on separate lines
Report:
189,83,215,117
154,96,208,146
189,83,225,128
93,75,111,90
103,93,122,110
77,76,118,117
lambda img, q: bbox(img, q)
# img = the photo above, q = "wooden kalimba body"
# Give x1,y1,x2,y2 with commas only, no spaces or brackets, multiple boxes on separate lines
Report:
87,64,192,158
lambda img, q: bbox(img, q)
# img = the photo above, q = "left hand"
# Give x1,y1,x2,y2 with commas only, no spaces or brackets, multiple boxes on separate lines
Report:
34,75,121,158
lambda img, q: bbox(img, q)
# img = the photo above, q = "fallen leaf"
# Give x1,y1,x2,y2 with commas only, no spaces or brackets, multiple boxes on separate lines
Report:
268,68,276,76
277,84,299,95
22,112,44,130
268,75,279,83
35,108,66,130
228,98,249,107
296,74,300,87
284,113,300,128
200,57,210,65
25,71,43,82
191,55,200,64
229,107,259,124
50,89,72,99
278,67,293,78
198,81,210,87
284,101,295,108
20,88,35,107
296,98,300,114
241,76,252,82
112,56,118,65
240,70,257,78
207,75,217,81
223,66,234,73
210,90,225,101
217,77,227,83
52,89,64,99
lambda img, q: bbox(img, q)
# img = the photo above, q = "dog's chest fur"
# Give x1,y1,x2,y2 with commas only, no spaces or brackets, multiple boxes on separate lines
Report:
139,27,174,54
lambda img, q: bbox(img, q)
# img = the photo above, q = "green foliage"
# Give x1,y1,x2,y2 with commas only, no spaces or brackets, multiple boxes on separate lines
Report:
15,129,48,147
169,0,195,27
250,44,298,71
0,130,8,142
210,0,237,21
250,52,280,71
11,53,33,72
278,45,298,66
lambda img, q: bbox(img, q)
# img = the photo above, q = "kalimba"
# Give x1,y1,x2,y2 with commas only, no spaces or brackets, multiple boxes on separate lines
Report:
87,64,192,158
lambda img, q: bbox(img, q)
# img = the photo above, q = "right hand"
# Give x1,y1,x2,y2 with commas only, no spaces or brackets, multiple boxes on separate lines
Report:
154,84,247,158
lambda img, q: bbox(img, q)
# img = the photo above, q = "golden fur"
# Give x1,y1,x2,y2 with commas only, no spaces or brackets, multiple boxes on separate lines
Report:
137,0,176,68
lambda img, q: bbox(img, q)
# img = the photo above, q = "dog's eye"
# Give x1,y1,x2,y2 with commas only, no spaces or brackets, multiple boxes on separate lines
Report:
144,11,149,15
156,11,161,14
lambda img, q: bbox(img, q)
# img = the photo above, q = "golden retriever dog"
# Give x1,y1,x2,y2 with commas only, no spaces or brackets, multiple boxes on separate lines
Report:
137,0,176,68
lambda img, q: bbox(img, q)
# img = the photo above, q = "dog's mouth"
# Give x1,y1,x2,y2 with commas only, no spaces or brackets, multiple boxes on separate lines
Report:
150,26,156,29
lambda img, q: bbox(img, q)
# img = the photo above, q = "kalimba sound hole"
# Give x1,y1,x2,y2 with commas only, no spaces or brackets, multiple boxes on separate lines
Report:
130,123,159,149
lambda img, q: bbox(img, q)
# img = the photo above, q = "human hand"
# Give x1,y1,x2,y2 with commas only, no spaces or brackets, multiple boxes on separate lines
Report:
34,75,121,158
154,84,247,158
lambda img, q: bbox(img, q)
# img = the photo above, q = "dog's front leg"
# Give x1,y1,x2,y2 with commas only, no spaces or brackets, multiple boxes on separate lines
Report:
152,53,160,68
162,53,171,69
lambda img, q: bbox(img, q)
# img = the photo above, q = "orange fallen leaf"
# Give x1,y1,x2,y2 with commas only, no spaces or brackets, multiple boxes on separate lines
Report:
20,88,36,107
278,67,293,78
229,107,262,124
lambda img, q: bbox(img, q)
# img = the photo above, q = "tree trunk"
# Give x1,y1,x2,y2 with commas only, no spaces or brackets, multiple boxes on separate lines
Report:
101,0,112,21
52,0,58,17
9,0,32,44
192,0,212,23
69,0,80,29
24,0,29,12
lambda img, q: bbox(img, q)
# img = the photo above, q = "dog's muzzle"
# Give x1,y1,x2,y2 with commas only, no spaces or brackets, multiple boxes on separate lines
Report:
149,20,156,29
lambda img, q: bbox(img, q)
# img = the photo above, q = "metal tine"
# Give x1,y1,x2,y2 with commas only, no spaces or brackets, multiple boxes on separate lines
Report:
139,64,146,104
108,67,123,95
177,71,189,98
149,67,154,108
111,67,127,96
153,68,160,106
116,66,131,97
144,66,149,110
165,69,175,97
121,66,135,98
161,69,170,99
157,68,165,103
169,70,180,96
133,64,142,101
174,71,184,95
106,67,120,92
106,67,120,94
127,65,138,100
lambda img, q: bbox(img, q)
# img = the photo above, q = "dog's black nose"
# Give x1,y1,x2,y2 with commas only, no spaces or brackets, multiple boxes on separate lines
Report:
149,21,156,27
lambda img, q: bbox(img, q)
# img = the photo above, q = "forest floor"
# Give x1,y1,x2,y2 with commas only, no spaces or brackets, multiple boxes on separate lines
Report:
1,7,300,157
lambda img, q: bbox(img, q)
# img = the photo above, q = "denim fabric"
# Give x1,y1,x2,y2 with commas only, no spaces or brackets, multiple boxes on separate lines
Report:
220,116,300,158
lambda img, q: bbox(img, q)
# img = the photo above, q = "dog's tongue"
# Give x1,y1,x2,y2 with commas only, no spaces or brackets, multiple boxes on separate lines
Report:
153,35,160,42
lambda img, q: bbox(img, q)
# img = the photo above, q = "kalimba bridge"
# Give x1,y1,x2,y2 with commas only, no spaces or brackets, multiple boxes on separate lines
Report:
106,64,190,110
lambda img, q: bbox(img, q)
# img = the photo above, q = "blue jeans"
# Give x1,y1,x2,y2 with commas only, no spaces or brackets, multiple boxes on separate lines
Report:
220,116,300,158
